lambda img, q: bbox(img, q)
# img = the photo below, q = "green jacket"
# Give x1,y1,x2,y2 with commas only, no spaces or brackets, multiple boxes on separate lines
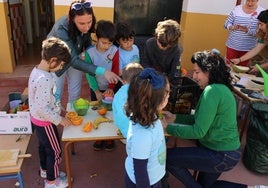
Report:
166,84,241,151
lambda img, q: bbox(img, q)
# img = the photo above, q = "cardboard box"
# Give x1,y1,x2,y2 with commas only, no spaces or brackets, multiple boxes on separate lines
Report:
0,92,32,134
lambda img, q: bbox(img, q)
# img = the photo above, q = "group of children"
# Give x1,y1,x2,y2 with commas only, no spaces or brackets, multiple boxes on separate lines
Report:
27,2,268,187
28,17,181,188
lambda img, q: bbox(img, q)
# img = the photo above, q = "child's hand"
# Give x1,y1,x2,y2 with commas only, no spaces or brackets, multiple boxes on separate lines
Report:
94,90,103,101
103,89,114,98
60,117,72,127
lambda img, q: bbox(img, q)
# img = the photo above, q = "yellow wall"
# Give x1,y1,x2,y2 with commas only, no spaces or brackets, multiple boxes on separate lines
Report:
0,2,15,73
0,3,230,73
180,11,228,70
54,6,114,22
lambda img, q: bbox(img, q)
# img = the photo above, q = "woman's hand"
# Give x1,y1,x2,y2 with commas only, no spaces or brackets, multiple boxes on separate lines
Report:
248,65,259,74
230,58,240,65
104,70,123,84
161,110,176,128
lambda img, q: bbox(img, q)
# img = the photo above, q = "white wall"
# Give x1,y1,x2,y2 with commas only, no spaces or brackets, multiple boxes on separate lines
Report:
258,0,268,8
54,0,114,7
183,0,268,15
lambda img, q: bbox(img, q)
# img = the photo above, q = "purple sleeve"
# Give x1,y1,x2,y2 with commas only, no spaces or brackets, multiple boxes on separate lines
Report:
133,158,150,188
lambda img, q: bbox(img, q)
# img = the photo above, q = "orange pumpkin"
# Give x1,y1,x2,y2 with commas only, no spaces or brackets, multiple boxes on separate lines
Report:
71,116,83,126
82,121,93,132
66,111,78,120
97,108,107,116
181,68,187,76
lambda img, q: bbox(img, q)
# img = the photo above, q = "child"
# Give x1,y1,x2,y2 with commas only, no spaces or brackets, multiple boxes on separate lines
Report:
84,20,120,151
141,19,182,81
115,22,140,75
124,68,170,187
28,37,72,188
112,62,143,138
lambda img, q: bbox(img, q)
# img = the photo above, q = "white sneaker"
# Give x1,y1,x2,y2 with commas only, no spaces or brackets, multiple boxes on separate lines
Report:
40,168,66,179
44,177,68,188
254,186,268,188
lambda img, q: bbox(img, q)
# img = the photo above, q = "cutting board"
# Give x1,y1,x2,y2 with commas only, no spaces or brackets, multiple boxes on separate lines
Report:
0,149,31,167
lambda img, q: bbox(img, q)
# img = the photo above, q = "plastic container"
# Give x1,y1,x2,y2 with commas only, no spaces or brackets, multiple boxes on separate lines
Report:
164,77,201,114
73,98,89,116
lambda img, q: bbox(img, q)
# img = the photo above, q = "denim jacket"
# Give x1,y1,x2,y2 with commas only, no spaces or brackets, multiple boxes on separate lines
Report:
47,16,105,77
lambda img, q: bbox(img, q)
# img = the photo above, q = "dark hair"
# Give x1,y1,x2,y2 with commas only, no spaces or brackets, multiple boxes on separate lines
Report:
191,50,233,90
68,0,96,41
96,20,116,42
42,37,71,65
257,9,268,41
125,70,169,127
115,22,135,41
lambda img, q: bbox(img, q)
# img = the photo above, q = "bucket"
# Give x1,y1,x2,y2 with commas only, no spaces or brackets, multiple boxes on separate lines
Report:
256,64,268,96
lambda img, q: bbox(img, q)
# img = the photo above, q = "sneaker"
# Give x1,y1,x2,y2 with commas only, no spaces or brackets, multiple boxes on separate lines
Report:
40,168,66,179
254,186,268,188
93,141,104,151
44,177,68,188
104,140,115,151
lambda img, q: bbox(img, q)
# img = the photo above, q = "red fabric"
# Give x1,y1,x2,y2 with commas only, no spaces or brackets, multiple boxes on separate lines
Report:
108,50,120,90
226,47,249,66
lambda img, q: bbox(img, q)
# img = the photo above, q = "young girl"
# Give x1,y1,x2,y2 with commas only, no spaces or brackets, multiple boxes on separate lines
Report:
28,37,72,188
124,68,170,188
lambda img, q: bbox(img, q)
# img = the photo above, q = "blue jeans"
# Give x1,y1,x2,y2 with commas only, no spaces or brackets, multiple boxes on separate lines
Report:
166,145,244,188
53,66,82,103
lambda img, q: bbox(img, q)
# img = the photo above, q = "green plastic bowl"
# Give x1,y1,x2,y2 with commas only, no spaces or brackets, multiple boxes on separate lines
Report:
73,103,89,116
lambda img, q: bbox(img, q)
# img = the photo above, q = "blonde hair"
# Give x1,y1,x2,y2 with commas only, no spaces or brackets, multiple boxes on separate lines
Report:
122,63,143,83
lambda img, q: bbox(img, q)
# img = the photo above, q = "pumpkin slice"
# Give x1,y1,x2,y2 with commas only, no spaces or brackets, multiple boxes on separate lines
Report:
71,116,83,126
66,111,78,120
82,121,93,132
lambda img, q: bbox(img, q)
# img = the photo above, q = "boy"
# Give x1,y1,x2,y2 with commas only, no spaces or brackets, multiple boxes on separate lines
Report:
115,22,140,75
28,37,72,188
141,19,182,81
85,20,120,151
112,63,143,138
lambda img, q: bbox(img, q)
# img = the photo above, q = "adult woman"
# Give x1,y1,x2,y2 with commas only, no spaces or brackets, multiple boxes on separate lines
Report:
231,9,268,74
224,0,264,66
163,50,242,187
47,0,120,103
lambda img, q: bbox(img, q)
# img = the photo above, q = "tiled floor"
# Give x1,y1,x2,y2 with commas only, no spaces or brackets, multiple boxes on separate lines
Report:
0,42,268,188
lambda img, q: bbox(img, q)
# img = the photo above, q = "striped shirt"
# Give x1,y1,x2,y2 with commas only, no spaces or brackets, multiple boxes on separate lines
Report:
225,5,264,51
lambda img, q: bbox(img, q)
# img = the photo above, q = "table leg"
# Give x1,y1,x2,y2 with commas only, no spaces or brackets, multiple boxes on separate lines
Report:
238,101,251,140
64,141,74,188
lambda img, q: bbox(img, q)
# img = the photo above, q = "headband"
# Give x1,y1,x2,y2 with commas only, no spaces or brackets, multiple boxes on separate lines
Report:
139,68,165,89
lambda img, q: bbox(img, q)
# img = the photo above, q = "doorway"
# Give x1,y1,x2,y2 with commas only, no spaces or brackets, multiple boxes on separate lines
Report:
7,0,54,65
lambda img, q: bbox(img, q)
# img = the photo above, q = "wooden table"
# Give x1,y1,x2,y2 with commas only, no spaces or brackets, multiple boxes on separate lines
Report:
0,88,31,188
0,134,31,188
231,72,267,140
62,104,123,188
